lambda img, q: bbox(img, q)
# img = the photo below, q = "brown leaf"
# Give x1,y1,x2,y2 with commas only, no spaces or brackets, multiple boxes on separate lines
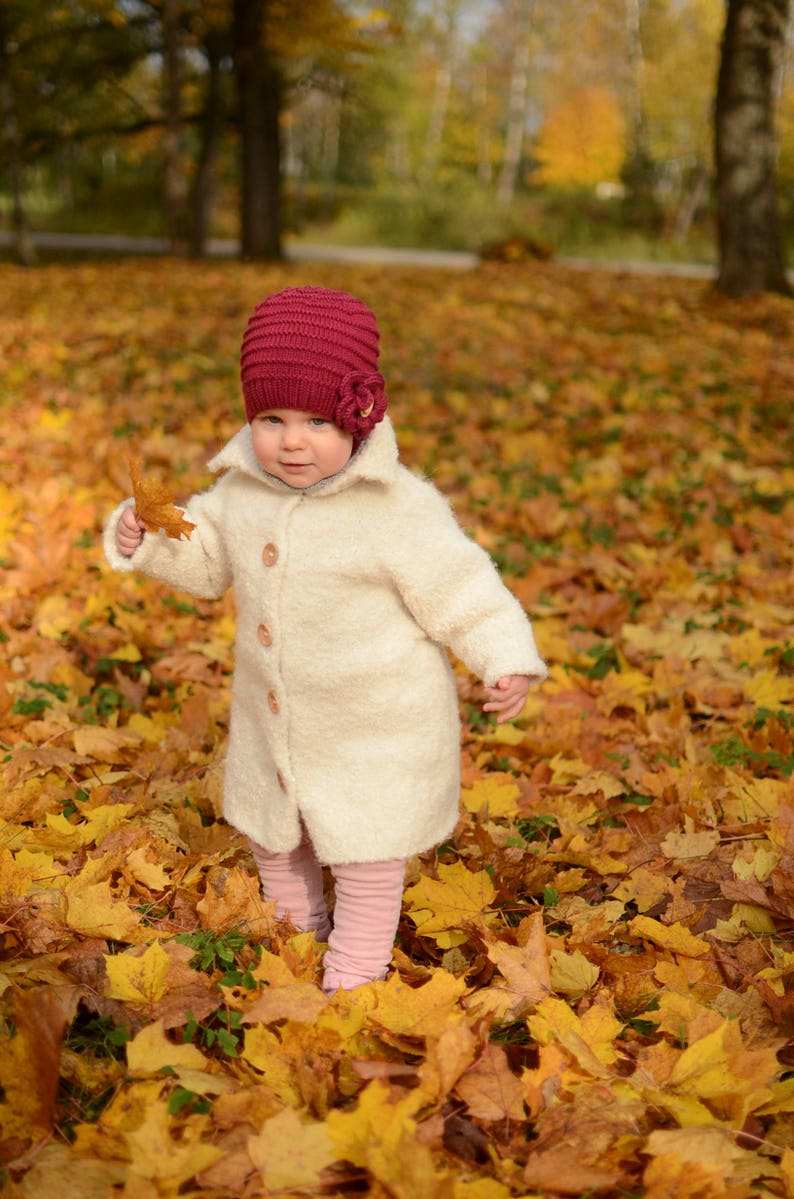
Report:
523,1149,620,1194
128,457,195,540
454,1042,525,1122
0,987,67,1161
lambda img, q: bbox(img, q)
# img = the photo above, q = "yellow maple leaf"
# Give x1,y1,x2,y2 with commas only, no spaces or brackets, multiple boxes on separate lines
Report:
105,940,170,1004
128,457,196,540
529,994,622,1073
454,1180,513,1199
461,774,521,818
125,845,171,891
368,969,466,1041
595,667,654,716
404,859,496,937
570,771,627,799
248,1107,336,1192
0,845,60,902
368,1123,457,1197
660,816,721,860
549,947,600,997
127,1018,209,1075
613,866,670,913
548,753,592,784
744,669,794,708
629,915,709,958
124,1102,223,1185
65,878,142,941
111,641,142,662
326,1079,421,1168
240,1024,303,1107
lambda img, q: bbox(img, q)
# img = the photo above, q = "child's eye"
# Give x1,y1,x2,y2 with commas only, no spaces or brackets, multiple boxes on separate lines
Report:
259,414,281,424
309,417,327,426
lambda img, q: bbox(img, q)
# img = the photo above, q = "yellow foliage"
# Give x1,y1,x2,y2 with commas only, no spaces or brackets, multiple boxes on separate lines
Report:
2,258,793,1193
533,85,626,188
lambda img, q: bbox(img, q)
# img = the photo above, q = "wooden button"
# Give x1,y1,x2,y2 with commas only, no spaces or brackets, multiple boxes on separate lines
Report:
262,542,278,566
267,690,280,714
257,622,273,647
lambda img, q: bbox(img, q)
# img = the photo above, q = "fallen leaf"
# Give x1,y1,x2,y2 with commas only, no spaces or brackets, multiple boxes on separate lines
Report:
661,816,721,860
549,946,600,997
126,1017,210,1075
105,939,170,1004
247,1106,336,1191
0,987,67,1159
128,457,195,540
404,860,496,938
455,1041,525,1122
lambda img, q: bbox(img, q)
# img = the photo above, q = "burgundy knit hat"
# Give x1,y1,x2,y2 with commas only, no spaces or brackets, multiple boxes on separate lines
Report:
240,286,387,439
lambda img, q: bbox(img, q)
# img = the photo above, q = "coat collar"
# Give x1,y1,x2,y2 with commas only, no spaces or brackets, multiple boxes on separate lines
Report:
207,414,401,495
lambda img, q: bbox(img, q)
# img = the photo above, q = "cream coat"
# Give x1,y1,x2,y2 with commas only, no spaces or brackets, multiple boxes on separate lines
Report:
104,417,547,863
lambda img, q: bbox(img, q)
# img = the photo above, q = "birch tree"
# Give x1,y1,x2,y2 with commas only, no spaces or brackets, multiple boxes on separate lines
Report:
497,0,534,205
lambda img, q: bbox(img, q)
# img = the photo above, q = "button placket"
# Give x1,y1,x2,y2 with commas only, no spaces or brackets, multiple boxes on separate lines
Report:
260,540,279,713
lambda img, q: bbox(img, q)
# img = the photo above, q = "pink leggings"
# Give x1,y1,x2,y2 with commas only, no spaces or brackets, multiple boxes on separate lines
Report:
248,833,406,993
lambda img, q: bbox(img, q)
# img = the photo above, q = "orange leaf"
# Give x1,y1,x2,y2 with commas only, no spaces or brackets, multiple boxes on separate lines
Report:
128,457,195,540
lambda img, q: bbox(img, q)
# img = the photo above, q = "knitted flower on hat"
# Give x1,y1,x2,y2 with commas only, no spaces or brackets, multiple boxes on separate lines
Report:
240,286,387,438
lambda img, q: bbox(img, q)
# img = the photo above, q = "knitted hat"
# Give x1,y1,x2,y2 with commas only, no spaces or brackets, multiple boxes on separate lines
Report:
240,286,387,439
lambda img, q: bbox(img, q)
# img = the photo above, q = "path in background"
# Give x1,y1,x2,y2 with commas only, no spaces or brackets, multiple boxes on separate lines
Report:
0,229,721,278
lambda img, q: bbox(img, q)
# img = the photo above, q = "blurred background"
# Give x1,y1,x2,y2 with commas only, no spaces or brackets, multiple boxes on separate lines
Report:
1,0,792,287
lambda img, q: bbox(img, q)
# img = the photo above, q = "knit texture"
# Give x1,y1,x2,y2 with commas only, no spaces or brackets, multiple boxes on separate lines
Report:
240,286,387,438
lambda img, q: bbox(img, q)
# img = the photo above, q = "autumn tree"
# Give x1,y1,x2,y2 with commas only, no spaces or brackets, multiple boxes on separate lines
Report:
188,4,234,258
638,0,723,238
533,86,627,189
232,0,283,259
0,1,154,264
160,0,189,253
715,0,792,296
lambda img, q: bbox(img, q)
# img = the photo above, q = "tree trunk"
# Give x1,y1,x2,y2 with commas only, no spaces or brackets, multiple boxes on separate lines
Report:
474,60,492,187
715,0,792,296
624,0,645,155
0,16,36,265
162,0,189,254
233,0,283,260
497,0,534,207
190,34,226,258
419,0,458,187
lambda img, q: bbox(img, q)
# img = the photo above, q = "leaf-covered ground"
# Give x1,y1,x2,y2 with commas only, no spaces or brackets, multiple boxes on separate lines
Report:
1,259,793,1198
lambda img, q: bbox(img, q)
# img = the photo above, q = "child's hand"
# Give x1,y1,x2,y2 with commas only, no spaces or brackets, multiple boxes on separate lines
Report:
483,675,531,723
116,506,146,558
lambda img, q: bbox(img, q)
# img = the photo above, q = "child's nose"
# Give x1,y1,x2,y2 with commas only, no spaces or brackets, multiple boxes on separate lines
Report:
282,422,305,448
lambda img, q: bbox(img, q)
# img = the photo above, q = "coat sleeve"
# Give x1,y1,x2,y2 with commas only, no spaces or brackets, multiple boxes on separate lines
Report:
383,475,547,686
102,480,233,600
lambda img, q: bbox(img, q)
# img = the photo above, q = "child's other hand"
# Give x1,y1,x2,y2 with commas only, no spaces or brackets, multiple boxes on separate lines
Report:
116,506,146,558
483,675,531,723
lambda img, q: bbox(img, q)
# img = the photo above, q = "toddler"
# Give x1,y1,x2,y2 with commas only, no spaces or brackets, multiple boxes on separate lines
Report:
105,286,547,993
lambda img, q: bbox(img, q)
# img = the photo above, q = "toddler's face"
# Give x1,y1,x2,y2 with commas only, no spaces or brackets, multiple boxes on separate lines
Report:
250,409,354,488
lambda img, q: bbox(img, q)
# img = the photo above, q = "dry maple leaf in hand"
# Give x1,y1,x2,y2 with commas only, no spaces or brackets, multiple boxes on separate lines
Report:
128,457,196,541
